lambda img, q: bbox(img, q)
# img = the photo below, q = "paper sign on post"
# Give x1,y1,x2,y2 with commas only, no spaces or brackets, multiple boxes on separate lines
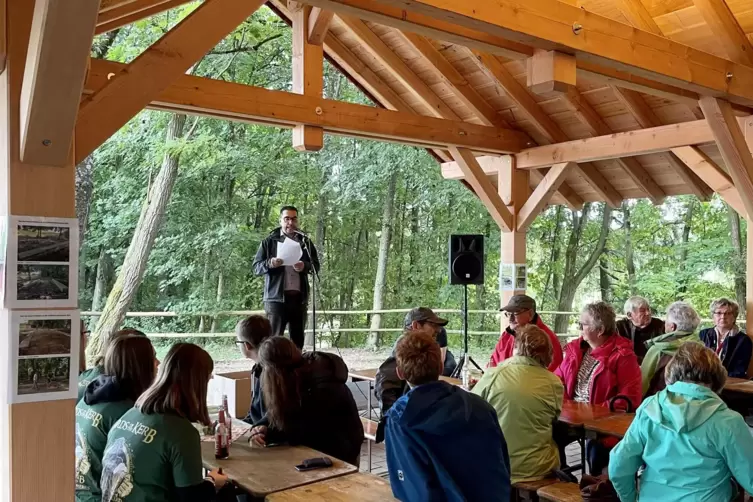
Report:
276,237,303,266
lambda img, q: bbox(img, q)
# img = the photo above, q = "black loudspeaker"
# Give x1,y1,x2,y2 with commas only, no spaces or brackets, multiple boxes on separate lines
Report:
449,234,484,285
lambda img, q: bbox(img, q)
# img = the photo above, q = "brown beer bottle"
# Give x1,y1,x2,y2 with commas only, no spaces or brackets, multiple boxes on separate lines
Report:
215,408,230,459
222,394,232,445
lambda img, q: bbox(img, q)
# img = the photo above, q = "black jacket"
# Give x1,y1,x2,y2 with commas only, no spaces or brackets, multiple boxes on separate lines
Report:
700,327,752,378
264,352,364,465
616,317,665,362
242,364,267,427
252,228,320,304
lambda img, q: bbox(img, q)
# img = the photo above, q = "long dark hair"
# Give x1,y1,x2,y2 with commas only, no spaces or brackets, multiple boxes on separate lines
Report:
258,336,304,430
136,343,213,426
104,335,156,401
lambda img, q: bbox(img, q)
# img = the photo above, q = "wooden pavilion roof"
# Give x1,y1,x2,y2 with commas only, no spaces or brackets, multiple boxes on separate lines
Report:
71,0,753,224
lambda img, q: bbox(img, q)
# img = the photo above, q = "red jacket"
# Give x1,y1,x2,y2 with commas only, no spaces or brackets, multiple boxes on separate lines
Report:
487,315,563,372
555,335,642,411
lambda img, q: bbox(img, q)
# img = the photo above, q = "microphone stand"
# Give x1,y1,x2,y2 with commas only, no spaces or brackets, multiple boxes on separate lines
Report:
297,231,320,351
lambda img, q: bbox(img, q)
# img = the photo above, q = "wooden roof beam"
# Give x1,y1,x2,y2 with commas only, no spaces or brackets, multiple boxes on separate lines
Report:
612,0,662,33
449,147,513,231
76,0,266,164
303,0,753,108
291,2,324,151
700,97,753,219
308,7,335,45
96,0,191,35
85,59,532,154
693,0,753,66
20,0,100,166
517,162,574,230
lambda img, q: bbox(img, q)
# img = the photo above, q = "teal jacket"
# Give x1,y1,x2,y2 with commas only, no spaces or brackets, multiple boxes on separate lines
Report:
609,381,753,502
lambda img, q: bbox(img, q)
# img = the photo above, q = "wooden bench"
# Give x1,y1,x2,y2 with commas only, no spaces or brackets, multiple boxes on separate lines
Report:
537,482,583,502
512,478,559,502
361,417,378,472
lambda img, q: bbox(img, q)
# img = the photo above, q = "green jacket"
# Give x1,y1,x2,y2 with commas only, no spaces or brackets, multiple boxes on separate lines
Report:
609,381,753,502
641,331,702,395
472,356,563,483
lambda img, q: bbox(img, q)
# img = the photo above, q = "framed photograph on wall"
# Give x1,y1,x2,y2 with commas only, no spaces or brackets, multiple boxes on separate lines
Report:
5,216,79,309
8,310,80,404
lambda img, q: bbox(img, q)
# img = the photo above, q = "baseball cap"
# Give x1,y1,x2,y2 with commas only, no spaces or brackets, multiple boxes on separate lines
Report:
500,295,536,313
404,307,449,327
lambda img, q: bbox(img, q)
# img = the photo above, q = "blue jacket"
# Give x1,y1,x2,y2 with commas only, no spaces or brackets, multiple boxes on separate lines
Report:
699,327,752,378
385,380,511,502
609,381,753,502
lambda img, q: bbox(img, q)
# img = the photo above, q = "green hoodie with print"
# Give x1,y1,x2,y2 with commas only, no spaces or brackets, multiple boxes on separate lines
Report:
640,331,702,395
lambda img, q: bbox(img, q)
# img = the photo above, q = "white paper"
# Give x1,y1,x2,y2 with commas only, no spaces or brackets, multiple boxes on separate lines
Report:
6,215,79,309
276,237,302,266
514,264,528,291
499,263,514,291
8,310,80,404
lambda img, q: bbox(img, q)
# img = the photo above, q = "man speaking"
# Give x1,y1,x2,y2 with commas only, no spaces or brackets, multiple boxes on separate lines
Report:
253,206,320,349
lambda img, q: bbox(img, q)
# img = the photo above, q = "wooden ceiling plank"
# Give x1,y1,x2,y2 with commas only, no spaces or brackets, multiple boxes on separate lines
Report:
76,0,266,164
338,15,459,120
693,0,753,66
99,0,137,13
699,97,753,218
85,59,531,154
449,147,514,231
96,0,191,34
292,2,324,151
308,7,334,45
612,0,663,34
560,87,665,204
302,0,753,108
399,31,509,128
517,162,573,230
575,162,623,208
20,0,100,166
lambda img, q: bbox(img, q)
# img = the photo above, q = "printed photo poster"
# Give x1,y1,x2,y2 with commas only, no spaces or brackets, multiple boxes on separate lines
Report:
514,264,528,291
0,216,7,305
499,263,514,291
8,310,80,403
6,216,79,308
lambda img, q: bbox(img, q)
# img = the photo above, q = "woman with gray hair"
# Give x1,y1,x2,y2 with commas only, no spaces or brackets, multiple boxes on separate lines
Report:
641,301,702,397
472,325,564,483
699,298,752,378
610,343,753,501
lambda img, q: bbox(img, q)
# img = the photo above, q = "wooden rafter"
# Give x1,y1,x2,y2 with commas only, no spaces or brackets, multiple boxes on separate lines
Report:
96,0,192,35
85,59,531,154
449,147,513,231
612,0,661,33
308,7,334,45
0,0,6,75
693,0,753,66
517,162,573,231
303,0,753,108
699,97,753,219
76,0,266,164
671,146,746,215
20,0,100,166
612,87,713,200
560,87,665,204
472,50,620,208
291,2,324,151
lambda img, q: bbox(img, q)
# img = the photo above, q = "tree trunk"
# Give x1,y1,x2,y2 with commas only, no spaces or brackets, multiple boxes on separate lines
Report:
198,251,211,333
599,254,611,303
88,113,187,359
367,172,398,349
554,203,612,333
210,271,224,333
305,175,328,347
340,224,364,348
541,206,563,311
623,202,637,296
675,199,695,299
88,247,112,330
727,204,747,307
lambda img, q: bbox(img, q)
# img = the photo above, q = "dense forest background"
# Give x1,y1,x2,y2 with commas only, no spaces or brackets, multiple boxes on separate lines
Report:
80,5,748,357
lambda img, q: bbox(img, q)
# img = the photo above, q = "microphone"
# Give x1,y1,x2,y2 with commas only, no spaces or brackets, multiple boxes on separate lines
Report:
293,229,308,238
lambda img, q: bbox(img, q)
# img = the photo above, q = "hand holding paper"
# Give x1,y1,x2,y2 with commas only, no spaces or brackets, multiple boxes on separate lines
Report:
276,237,303,266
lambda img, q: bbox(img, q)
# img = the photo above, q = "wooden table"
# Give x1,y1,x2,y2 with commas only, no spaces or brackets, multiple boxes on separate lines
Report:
558,400,615,426
583,413,635,439
265,472,397,501
724,377,753,394
200,441,357,499
348,368,461,385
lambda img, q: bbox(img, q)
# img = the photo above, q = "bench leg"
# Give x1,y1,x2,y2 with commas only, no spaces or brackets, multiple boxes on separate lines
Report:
580,438,587,475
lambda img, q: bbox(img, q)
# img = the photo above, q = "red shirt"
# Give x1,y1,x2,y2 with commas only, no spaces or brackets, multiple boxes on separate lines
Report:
487,315,563,372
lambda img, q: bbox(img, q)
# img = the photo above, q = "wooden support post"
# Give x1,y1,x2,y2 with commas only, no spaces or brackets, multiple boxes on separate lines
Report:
498,155,529,311
307,7,334,45
742,116,753,376
526,49,576,95
2,0,77,499
0,0,6,75
517,162,572,231
292,3,324,151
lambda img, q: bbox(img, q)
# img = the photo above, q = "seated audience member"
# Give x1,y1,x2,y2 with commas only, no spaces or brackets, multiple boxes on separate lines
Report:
609,343,753,502
78,328,147,402
473,325,563,483
101,343,228,501
488,295,562,371
385,331,511,502
248,336,363,465
75,335,157,502
555,301,642,473
403,307,456,376
236,315,273,426
616,296,665,362
642,301,702,396
700,298,752,378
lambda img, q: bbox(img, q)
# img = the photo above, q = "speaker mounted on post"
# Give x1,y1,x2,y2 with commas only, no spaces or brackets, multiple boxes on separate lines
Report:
449,234,484,285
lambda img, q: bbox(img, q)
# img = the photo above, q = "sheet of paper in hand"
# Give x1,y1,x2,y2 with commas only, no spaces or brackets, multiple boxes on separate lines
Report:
276,237,302,266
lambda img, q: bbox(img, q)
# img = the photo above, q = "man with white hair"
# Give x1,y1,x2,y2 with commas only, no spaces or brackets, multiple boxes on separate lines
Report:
641,301,703,397
616,296,665,362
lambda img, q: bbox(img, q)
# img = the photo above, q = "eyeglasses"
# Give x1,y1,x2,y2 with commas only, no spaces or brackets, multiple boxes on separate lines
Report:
578,322,592,331
713,311,735,317
235,340,247,346
504,309,530,319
